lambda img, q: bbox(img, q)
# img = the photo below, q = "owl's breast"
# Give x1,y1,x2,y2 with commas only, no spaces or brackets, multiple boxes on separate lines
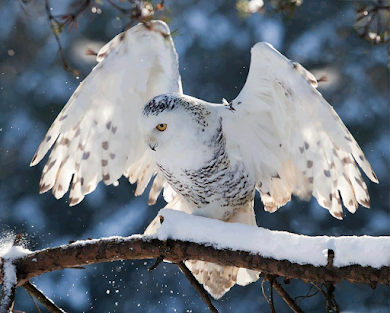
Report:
157,153,255,210
155,119,255,210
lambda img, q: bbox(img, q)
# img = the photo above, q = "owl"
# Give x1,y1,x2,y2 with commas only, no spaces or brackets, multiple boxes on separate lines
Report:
31,21,378,299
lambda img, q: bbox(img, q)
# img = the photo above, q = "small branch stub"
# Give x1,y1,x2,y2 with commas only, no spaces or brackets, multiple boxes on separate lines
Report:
327,249,335,268
148,256,164,273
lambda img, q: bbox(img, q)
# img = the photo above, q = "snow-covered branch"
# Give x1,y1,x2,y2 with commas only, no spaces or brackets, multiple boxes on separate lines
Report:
1,210,389,290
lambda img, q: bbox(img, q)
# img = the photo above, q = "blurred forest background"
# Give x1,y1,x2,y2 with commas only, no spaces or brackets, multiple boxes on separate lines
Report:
0,0,389,312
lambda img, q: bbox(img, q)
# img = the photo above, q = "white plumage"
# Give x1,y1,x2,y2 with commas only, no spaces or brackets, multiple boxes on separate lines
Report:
31,21,378,299
31,21,180,206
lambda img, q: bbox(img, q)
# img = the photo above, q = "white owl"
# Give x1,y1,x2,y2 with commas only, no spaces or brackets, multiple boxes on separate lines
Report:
31,21,378,299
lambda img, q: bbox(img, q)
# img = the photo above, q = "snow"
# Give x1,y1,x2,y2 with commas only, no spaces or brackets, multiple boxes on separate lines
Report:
65,234,143,248
0,260,16,311
152,209,390,269
0,235,31,310
0,235,31,261
248,0,264,13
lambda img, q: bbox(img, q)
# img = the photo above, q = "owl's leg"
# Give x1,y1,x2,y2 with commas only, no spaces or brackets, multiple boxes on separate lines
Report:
192,205,234,221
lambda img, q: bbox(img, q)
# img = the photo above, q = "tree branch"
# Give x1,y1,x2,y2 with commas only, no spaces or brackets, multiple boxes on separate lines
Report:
0,235,387,288
177,261,219,313
269,276,304,313
23,281,65,313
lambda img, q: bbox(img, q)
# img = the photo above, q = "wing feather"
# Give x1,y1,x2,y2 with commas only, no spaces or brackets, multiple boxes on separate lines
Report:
222,42,378,217
31,21,181,206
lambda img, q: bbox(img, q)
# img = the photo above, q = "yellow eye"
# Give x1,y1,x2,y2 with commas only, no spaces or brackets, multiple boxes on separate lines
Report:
156,123,167,131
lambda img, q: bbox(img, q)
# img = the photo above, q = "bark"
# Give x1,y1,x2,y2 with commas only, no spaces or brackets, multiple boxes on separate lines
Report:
0,236,387,287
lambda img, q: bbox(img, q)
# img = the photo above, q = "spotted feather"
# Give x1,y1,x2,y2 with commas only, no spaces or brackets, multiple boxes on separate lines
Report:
221,42,378,217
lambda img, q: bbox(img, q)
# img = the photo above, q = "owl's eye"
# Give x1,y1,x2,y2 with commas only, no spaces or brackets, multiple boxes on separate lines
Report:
156,123,167,131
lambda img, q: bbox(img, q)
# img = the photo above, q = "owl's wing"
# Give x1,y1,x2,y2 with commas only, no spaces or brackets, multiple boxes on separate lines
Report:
31,21,181,206
221,42,378,219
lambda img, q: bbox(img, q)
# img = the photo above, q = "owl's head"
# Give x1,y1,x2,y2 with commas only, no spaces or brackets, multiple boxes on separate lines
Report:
139,93,216,156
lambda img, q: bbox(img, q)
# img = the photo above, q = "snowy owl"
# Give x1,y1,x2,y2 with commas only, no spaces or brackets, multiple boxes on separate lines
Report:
31,21,378,299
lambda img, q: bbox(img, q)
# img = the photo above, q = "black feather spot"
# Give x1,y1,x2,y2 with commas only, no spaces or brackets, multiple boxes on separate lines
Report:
47,159,56,172
334,212,343,219
83,152,90,160
354,177,364,189
324,170,331,177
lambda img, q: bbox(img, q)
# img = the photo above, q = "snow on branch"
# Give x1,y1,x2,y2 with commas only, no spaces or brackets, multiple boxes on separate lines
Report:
156,210,390,270
0,234,31,312
0,209,389,290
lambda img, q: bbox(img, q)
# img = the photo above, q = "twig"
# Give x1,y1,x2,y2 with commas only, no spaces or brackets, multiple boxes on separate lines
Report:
270,277,304,313
262,276,276,313
26,288,42,313
56,0,91,28
312,283,328,298
269,278,275,313
23,281,66,313
44,0,79,76
294,284,319,303
324,283,339,313
177,261,218,313
148,256,164,273
354,1,390,45
106,0,131,14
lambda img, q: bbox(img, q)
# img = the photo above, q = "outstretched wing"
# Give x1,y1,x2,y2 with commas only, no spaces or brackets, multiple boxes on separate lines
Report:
221,42,378,219
31,21,181,206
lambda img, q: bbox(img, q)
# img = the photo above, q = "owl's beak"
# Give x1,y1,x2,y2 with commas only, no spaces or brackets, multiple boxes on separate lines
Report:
148,136,157,151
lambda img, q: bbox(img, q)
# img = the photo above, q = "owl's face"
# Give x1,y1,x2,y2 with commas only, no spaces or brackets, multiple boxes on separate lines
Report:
139,94,217,164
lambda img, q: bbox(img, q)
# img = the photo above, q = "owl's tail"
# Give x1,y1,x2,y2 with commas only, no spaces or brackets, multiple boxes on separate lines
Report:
144,197,259,299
